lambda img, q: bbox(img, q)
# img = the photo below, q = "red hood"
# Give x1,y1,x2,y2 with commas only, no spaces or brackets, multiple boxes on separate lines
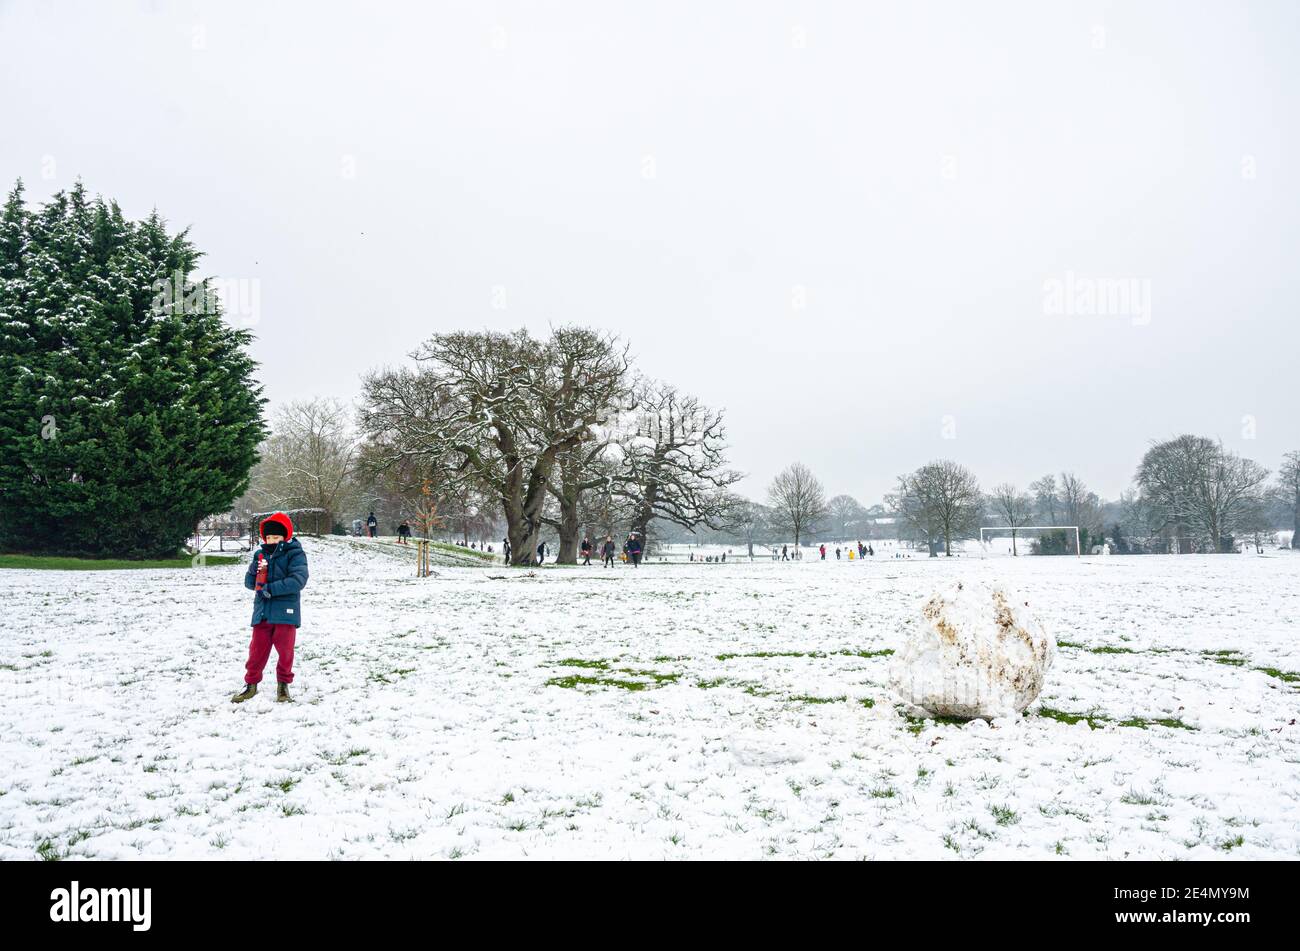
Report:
259,512,295,542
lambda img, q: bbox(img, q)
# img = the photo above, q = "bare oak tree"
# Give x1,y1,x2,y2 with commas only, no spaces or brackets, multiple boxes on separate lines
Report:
988,483,1033,555
767,462,827,547
614,380,743,544
1059,471,1102,538
1136,435,1270,552
892,460,982,556
1029,474,1059,526
826,494,867,541
360,327,629,565
544,435,614,563
246,398,360,529
1276,450,1300,549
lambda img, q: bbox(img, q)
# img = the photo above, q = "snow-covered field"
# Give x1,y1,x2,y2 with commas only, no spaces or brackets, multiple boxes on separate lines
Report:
2,537,1297,860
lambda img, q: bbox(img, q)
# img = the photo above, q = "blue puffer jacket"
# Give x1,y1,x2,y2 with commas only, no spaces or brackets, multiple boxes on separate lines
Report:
244,537,310,627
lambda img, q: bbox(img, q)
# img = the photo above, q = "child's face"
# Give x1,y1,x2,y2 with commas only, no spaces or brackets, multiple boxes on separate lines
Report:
264,533,285,545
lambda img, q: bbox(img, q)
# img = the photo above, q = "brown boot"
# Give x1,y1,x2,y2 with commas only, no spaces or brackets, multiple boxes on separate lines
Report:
277,683,292,703
231,683,257,703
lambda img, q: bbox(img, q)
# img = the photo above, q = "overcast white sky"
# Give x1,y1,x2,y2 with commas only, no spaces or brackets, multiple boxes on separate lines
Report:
3,0,1297,503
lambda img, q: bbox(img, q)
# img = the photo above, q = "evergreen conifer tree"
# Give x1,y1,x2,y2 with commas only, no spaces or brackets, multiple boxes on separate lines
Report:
0,180,266,557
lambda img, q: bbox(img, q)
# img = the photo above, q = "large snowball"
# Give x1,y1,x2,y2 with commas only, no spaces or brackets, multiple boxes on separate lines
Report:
889,580,1054,719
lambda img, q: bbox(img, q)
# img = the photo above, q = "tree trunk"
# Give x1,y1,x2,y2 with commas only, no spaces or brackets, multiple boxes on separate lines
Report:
1293,499,1299,548
504,469,550,565
556,495,580,564
631,485,657,547
1011,529,1017,556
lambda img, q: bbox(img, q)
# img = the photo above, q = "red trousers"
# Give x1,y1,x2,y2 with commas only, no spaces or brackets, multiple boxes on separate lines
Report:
244,622,296,685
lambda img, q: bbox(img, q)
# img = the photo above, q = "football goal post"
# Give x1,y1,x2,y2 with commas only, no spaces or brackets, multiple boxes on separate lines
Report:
979,525,1081,556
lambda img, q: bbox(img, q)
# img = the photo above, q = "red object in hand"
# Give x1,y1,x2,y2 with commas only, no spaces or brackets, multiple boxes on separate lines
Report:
255,553,268,591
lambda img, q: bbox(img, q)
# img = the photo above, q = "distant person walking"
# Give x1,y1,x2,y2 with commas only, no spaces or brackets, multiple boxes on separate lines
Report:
397,520,411,545
580,535,593,566
627,533,643,567
602,535,616,567
819,544,826,560
366,512,378,538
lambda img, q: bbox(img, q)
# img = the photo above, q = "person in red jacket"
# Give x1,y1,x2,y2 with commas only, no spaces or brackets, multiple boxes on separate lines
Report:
232,512,309,704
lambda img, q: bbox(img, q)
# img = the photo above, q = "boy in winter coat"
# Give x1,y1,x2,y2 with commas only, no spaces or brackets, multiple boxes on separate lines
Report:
232,513,310,704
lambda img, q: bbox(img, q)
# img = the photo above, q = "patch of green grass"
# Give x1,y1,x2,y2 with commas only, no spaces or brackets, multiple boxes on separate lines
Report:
1253,666,1300,683
902,712,968,734
322,747,370,765
859,698,875,709
1089,645,1138,654
280,803,306,817
989,804,1019,826
546,674,646,691
962,819,995,840
1203,649,1246,667
36,838,65,861
556,658,611,670
0,552,241,570
1121,787,1159,805
1219,834,1245,852
1039,707,1192,731
616,668,680,684
717,650,812,661
266,777,300,794
429,541,496,562
695,677,733,689
869,786,897,799
789,694,845,705
1056,640,1084,649
1038,707,1107,729
1118,716,1196,731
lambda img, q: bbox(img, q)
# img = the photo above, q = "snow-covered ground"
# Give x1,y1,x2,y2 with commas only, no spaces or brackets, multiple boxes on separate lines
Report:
1,537,1297,860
